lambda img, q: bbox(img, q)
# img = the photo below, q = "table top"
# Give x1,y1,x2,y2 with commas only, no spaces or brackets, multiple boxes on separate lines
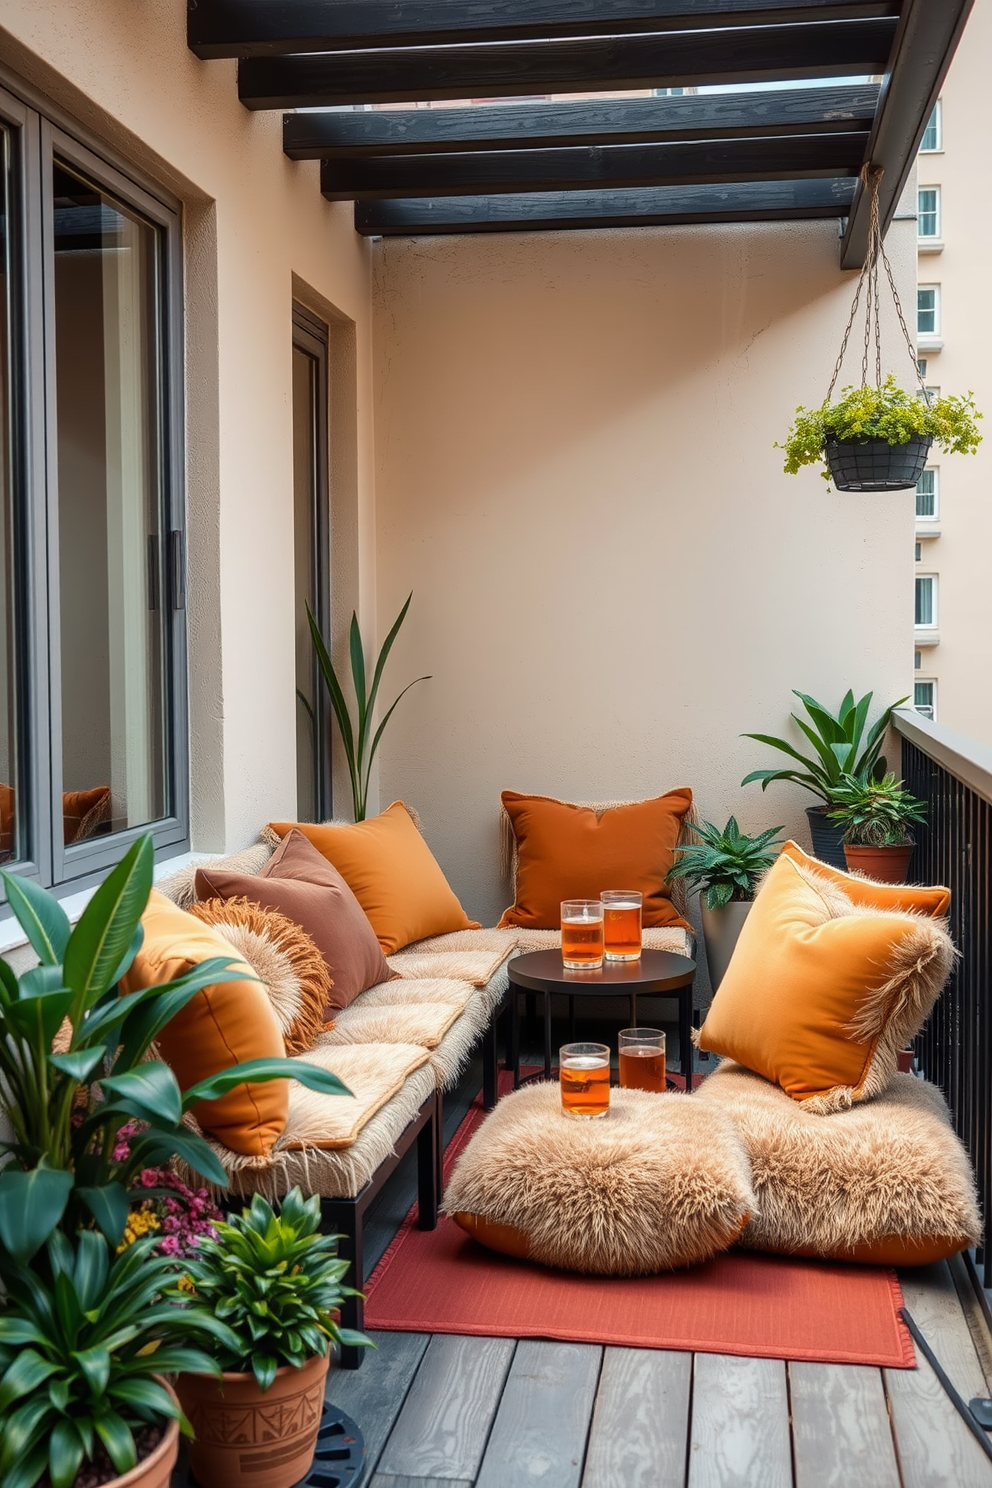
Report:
506,947,696,996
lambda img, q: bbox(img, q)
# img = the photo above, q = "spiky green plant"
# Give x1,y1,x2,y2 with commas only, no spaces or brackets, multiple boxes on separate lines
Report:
741,688,908,804
826,772,927,847
667,818,784,909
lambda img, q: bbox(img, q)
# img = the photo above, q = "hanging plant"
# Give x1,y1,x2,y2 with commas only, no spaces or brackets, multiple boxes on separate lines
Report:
778,168,982,491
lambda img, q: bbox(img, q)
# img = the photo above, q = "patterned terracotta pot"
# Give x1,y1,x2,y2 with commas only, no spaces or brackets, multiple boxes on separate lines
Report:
107,1384,179,1488
843,842,915,884
176,1352,330,1488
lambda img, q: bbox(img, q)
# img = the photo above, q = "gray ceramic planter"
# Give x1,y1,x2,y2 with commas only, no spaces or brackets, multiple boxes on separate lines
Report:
700,899,753,992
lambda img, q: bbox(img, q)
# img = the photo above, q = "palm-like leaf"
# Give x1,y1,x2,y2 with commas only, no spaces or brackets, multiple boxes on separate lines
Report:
741,689,908,803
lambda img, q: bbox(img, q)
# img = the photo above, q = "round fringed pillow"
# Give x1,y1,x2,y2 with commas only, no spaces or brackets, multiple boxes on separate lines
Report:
188,897,333,1055
443,1082,756,1276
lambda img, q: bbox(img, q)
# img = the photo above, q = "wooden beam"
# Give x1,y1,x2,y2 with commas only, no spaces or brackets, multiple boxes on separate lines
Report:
190,0,899,60
354,177,857,234
321,131,869,200
239,19,898,109
840,0,974,267
286,83,879,159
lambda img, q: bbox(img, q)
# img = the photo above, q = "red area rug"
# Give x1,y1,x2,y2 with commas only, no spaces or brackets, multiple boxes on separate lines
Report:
365,1075,915,1369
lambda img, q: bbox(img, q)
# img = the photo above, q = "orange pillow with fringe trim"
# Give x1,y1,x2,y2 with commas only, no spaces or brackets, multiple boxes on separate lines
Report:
120,890,288,1157
697,853,955,1112
780,840,950,918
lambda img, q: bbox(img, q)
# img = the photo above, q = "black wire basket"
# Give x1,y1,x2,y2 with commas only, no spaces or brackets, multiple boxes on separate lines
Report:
824,435,932,492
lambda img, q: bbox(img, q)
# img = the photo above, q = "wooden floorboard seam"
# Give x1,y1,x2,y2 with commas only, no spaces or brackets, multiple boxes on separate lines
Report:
880,1367,909,1488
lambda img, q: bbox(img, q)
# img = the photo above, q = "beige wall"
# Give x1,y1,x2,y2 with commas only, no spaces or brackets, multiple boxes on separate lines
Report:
0,0,377,851
373,219,917,927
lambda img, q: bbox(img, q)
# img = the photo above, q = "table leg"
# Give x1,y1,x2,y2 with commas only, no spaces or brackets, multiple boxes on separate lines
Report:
544,989,553,1079
568,994,576,1043
629,993,638,1027
510,985,521,1089
680,985,694,1092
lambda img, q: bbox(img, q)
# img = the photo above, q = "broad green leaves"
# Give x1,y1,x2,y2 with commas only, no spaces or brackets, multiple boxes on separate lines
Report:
668,816,785,912
0,1165,74,1264
741,689,909,804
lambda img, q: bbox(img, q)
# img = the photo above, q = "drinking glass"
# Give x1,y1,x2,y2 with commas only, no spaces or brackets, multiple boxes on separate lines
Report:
618,1028,667,1093
560,1042,611,1119
560,899,604,969
601,889,643,961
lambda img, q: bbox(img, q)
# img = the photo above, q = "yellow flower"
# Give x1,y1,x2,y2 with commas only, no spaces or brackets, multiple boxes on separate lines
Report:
116,1207,161,1253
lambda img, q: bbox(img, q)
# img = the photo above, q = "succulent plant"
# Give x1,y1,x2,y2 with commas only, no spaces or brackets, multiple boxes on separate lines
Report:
667,817,784,910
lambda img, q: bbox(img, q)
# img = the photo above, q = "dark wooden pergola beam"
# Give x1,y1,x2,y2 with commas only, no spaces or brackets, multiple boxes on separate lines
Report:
190,0,898,60
286,83,879,160
321,131,869,201
354,176,856,235
239,19,898,109
840,0,973,267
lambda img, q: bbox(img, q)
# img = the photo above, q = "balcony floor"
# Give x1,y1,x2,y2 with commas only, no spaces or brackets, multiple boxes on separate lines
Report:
328,1037,992,1488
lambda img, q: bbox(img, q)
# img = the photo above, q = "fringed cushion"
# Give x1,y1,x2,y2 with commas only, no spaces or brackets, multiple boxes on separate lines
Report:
156,842,274,910
281,1043,432,1150
698,1062,981,1265
318,1000,465,1052
388,946,515,987
189,897,333,1055
444,1082,755,1276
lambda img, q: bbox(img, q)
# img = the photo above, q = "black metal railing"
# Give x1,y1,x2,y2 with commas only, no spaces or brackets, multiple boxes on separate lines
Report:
897,711,992,1281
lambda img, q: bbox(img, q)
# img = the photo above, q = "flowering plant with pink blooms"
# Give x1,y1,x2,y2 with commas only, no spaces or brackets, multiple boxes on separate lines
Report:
112,1121,222,1258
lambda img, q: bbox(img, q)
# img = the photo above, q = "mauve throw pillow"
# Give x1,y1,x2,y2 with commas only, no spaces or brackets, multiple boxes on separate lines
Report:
194,829,397,1010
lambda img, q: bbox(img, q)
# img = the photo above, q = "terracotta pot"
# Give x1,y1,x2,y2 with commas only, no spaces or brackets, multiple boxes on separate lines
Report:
700,899,752,992
843,842,914,884
176,1351,330,1488
107,1382,180,1488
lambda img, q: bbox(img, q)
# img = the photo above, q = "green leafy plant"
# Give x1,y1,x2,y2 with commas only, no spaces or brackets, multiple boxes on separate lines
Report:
779,375,982,479
826,772,927,847
177,1188,370,1391
0,834,351,1266
741,688,908,804
305,593,431,822
0,1229,238,1488
667,818,784,909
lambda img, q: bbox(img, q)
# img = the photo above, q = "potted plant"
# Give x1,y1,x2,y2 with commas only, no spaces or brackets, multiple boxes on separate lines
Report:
0,1230,238,1488
667,817,783,989
174,1188,370,1488
826,772,928,884
741,688,906,869
779,375,981,491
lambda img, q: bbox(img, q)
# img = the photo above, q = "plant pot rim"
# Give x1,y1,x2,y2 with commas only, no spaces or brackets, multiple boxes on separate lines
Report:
824,434,932,449
185,1353,328,1386
106,1381,179,1488
844,838,915,850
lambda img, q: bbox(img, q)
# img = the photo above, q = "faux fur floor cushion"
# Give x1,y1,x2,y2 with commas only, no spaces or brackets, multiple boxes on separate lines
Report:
443,1082,755,1276
698,1062,981,1265
189,897,333,1055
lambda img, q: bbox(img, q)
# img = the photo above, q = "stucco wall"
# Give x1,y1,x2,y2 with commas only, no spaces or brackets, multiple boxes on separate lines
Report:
373,219,917,928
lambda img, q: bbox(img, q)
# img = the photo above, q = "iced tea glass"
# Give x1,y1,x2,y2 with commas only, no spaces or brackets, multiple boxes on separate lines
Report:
601,889,643,961
560,1042,611,1119
618,1028,667,1093
560,899,604,969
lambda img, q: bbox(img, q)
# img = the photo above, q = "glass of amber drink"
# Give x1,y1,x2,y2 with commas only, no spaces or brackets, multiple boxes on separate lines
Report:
560,1042,611,1119
618,1028,667,1093
560,899,604,969
601,889,642,961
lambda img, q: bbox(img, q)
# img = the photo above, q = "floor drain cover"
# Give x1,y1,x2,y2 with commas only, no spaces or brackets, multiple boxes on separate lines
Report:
182,1402,365,1488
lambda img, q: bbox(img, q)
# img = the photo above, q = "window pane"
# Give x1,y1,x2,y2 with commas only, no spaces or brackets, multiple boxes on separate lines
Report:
917,288,937,335
916,469,936,518
53,161,168,846
293,344,320,822
0,125,19,863
915,577,934,627
914,682,935,720
918,188,938,238
920,104,940,152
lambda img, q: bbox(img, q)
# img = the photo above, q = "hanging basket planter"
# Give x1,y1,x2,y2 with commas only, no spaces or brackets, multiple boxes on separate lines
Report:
824,433,932,492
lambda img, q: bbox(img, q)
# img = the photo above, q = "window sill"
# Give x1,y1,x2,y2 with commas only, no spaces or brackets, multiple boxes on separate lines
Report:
914,630,941,648
917,336,944,351
917,239,944,254
916,525,941,538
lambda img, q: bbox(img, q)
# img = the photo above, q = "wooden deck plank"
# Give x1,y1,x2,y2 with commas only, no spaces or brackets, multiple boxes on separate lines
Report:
688,1353,792,1488
326,1329,431,1474
376,1334,515,1481
886,1264,992,1487
582,1347,691,1488
790,1362,900,1488
370,1477,474,1488
476,1340,603,1488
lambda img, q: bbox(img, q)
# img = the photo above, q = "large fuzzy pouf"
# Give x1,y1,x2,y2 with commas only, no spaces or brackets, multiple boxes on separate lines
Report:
696,1061,981,1266
443,1082,756,1276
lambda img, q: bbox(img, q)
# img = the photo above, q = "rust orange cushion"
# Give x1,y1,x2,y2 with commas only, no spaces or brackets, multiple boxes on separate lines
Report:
63,786,111,845
498,789,693,931
120,889,288,1157
780,840,950,918
0,783,14,857
266,802,480,955
697,853,955,1112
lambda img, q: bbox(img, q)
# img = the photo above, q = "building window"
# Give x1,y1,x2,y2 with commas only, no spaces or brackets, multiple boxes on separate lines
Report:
915,542,922,562
0,82,186,892
292,304,331,823
920,102,942,153
917,358,927,379
916,468,939,519
915,650,922,670
655,88,686,97
917,286,940,336
915,575,937,628
914,681,936,721
918,187,940,239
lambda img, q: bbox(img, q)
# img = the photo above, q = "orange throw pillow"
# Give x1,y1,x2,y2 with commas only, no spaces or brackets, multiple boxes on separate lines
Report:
63,786,111,846
498,789,693,931
780,840,950,918
266,802,480,955
0,783,15,857
120,889,288,1156
697,853,955,1112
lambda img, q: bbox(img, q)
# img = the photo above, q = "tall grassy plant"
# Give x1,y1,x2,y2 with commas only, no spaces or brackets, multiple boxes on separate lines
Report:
741,689,908,804
306,594,431,822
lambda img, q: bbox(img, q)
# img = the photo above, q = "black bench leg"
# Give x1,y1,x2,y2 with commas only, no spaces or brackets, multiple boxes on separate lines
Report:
483,1014,499,1111
418,1093,440,1230
321,1196,366,1370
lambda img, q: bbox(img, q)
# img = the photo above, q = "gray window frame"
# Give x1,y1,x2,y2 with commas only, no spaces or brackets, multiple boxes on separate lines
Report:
0,78,188,902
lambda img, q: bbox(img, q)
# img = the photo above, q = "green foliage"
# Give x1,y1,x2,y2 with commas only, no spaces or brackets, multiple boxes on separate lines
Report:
779,376,982,478
741,688,908,804
667,818,784,910
0,1230,236,1488
0,835,352,1264
306,593,431,822
177,1188,371,1391
826,772,927,847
